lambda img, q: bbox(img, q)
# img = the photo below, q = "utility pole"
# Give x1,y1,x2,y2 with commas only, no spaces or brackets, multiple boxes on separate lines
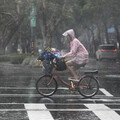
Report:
30,2,36,57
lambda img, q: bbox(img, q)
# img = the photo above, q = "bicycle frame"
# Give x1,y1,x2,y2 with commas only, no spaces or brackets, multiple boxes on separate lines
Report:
51,69,99,88
50,69,90,86
51,69,71,88
36,66,99,98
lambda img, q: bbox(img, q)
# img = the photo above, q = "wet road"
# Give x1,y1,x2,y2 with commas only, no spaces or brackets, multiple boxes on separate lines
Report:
0,58,120,120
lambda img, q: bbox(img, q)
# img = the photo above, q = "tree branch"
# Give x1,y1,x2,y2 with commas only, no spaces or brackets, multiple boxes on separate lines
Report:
0,12,16,22
49,0,67,34
3,15,24,47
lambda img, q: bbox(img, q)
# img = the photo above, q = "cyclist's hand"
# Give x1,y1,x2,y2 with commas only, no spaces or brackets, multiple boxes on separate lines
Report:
53,58,56,63
59,56,65,59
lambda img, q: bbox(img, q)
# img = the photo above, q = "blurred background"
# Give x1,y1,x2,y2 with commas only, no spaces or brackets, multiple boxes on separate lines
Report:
0,0,120,64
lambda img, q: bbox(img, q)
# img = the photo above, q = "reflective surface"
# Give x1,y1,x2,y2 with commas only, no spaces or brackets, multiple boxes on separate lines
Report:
0,59,120,119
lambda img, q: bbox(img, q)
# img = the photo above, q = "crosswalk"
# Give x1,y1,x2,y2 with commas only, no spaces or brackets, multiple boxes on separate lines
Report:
0,59,120,119
0,87,120,120
85,104,120,120
25,104,54,120
1,103,120,119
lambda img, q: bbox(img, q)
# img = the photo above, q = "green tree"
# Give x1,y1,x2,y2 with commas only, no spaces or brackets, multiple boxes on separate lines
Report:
0,0,24,54
109,0,120,47
36,0,68,49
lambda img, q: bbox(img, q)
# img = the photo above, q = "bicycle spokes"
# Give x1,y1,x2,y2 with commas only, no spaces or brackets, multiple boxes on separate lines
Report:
78,75,99,98
36,75,57,97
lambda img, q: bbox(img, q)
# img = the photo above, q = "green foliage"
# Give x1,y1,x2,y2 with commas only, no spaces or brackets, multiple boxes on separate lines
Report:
0,54,31,64
1,0,120,55
0,55,10,62
22,57,37,66
10,55,26,64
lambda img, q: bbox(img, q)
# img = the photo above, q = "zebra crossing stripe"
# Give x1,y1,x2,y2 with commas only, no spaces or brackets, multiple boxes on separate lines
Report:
100,88,113,96
85,104,120,120
24,104,54,120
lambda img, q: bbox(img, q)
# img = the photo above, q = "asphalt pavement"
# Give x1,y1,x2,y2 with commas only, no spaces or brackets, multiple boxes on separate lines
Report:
0,58,120,120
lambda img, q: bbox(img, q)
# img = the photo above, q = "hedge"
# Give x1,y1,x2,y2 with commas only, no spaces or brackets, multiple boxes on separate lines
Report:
0,54,31,64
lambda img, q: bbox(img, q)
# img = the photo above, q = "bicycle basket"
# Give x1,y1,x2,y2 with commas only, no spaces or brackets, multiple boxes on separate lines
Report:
56,59,67,71
42,60,53,74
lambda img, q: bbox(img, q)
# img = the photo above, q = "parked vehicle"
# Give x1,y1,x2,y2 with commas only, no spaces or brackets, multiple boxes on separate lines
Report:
96,44,118,61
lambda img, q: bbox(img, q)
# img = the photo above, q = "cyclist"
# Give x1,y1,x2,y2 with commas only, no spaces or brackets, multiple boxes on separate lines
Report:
60,29,89,81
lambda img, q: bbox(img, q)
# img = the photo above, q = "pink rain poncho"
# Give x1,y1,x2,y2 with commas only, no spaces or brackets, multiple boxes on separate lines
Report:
63,29,89,65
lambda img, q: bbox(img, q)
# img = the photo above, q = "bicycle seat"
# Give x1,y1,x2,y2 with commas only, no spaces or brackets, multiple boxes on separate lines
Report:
84,70,98,74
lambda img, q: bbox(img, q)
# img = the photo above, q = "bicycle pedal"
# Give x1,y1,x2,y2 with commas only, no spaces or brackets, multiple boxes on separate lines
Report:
69,87,77,91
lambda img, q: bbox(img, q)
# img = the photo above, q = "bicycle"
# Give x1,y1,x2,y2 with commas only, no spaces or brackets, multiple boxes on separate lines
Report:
36,58,99,98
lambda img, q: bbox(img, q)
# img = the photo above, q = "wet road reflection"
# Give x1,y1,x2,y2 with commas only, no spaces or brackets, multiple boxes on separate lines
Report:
0,59,120,120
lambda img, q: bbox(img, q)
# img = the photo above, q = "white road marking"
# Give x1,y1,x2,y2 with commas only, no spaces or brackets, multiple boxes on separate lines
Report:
85,104,120,120
0,103,120,105
100,88,113,96
0,87,112,95
24,104,54,120
0,87,68,90
105,75,120,78
0,94,112,99
1,108,120,112
1,107,120,112
66,98,120,102
0,87,114,99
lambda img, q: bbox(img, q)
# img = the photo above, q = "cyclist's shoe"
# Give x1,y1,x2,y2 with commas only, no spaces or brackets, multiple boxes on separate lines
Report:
69,81,77,91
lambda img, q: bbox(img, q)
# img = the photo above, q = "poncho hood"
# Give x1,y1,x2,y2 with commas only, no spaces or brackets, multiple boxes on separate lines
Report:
62,29,75,40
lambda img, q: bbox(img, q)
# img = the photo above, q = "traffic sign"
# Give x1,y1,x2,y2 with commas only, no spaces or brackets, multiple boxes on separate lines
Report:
30,3,36,27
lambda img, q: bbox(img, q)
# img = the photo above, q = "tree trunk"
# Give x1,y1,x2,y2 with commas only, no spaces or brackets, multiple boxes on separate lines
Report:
42,34,52,49
104,23,109,44
114,24,120,48
0,15,24,55
96,25,102,45
114,24,120,58
89,27,96,56
38,0,67,50
0,45,5,55
92,31,96,53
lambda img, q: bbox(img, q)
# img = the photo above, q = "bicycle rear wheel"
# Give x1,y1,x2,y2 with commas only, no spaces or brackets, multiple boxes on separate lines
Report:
36,75,57,97
78,75,99,98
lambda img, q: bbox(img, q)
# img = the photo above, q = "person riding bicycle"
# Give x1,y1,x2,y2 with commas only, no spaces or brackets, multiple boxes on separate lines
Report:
60,29,89,81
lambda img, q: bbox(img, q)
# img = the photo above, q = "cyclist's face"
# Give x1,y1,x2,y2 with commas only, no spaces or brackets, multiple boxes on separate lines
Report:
66,35,72,42
62,35,71,47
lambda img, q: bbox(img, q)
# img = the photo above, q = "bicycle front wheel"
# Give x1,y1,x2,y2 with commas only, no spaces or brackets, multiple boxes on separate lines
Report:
78,75,99,98
36,75,57,97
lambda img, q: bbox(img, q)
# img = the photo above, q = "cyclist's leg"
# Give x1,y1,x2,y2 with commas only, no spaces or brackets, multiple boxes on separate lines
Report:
66,60,78,80
67,61,87,79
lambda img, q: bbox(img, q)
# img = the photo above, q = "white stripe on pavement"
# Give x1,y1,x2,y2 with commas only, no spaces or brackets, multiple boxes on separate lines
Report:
1,103,120,105
85,104,120,120
105,75,120,78
0,87,68,90
1,108,120,112
100,88,113,96
24,104,54,120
